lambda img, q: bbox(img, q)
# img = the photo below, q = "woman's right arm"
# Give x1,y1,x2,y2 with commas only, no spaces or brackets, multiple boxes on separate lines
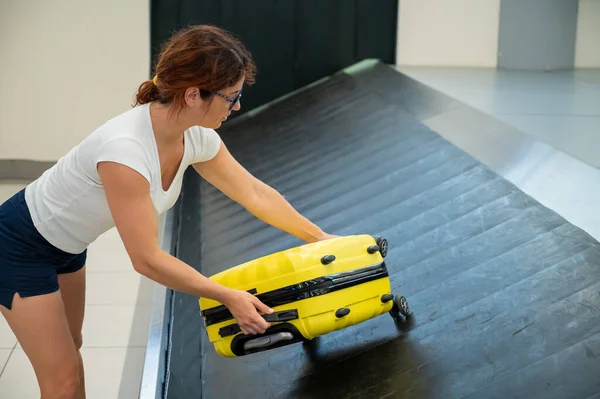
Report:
97,161,273,335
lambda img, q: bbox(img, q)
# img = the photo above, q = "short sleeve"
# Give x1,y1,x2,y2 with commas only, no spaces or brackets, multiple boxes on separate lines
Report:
95,137,153,184
187,126,222,164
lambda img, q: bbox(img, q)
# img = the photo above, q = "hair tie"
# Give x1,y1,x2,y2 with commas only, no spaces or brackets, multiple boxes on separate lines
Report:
152,75,158,85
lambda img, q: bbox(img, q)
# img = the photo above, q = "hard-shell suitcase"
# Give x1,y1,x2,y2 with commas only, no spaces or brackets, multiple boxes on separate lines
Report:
199,234,411,358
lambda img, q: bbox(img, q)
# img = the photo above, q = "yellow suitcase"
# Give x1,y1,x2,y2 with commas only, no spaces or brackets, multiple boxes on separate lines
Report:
199,234,411,358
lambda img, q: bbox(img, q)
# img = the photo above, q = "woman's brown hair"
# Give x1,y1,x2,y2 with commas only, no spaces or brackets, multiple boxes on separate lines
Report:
134,24,256,116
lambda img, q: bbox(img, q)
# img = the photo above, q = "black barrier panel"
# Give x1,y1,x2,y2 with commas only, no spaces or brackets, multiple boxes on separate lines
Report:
150,0,398,116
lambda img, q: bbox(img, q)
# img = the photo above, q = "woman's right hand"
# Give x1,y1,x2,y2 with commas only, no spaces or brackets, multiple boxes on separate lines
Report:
221,289,274,335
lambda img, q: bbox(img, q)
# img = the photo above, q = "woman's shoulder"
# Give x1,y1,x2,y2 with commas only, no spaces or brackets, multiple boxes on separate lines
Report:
78,105,153,157
79,105,157,183
92,104,152,139
185,125,222,163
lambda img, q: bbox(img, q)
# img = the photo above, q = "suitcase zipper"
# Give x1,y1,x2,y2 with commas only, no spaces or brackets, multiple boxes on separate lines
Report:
202,262,389,327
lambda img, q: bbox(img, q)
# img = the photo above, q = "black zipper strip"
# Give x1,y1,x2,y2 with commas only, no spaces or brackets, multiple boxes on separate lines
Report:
202,262,388,327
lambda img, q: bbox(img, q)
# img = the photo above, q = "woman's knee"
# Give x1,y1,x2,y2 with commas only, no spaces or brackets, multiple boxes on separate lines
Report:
40,365,81,399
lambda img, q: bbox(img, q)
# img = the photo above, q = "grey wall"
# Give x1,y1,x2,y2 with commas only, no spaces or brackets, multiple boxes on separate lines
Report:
0,160,53,182
498,0,579,70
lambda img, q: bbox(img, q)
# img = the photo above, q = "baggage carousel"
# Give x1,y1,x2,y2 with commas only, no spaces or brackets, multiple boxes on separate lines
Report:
140,60,600,399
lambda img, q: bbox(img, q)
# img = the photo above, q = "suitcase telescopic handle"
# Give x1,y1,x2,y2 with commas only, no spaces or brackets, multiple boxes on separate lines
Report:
218,309,299,338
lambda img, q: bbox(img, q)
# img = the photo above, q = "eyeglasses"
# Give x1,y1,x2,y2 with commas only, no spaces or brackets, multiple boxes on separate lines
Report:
213,89,243,110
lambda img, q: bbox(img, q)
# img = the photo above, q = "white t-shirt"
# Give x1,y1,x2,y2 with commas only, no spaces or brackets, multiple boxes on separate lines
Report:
24,102,222,254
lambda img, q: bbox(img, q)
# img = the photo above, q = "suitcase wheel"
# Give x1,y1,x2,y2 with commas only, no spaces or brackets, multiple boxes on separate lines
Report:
390,295,411,322
302,336,321,356
372,236,388,257
378,238,388,257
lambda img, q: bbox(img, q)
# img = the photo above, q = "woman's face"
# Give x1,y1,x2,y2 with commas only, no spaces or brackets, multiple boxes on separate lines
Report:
191,77,244,129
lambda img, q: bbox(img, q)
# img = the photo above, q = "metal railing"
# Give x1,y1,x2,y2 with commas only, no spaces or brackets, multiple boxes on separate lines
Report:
138,208,176,398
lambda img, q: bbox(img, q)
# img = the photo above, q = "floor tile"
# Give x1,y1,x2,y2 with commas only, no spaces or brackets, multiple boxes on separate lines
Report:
0,347,145,399
85,271,154,306
0,349,12,376
81,305,151,348
0,318,16,349
0,349,38,398
13,304,151,350
496,115,600,168
85,228,133,273
81,347,146,399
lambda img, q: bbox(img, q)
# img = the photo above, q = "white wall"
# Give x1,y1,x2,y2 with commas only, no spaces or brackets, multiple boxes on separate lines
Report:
575,0,600,68
0,0,150,161
396,0,501,67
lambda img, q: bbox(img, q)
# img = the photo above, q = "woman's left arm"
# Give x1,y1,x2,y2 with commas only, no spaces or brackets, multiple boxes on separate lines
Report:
193,142,337,243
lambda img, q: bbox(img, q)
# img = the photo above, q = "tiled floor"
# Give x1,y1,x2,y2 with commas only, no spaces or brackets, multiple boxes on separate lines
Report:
0,183,154,398
396,66,600,168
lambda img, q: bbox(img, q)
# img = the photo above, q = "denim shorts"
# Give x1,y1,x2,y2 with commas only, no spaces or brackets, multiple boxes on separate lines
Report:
0,188,87,310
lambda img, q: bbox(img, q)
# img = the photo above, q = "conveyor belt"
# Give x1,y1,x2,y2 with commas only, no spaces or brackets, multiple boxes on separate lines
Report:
164,61,600,399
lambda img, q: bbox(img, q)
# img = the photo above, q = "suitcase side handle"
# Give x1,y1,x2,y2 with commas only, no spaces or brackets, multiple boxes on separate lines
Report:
262,309,298,323
219,309,299,338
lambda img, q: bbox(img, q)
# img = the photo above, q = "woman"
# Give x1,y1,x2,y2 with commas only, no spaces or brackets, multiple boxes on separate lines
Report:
0,25,336,399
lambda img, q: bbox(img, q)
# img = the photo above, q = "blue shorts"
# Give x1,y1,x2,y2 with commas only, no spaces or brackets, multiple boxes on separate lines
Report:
0,188,87,310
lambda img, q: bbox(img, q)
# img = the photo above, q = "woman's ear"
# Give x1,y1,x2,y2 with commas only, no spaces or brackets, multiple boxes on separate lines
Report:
184,87,201,107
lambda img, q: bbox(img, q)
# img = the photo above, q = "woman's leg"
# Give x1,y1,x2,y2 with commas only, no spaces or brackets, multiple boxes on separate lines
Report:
0,291,81,399
57,265,87,399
